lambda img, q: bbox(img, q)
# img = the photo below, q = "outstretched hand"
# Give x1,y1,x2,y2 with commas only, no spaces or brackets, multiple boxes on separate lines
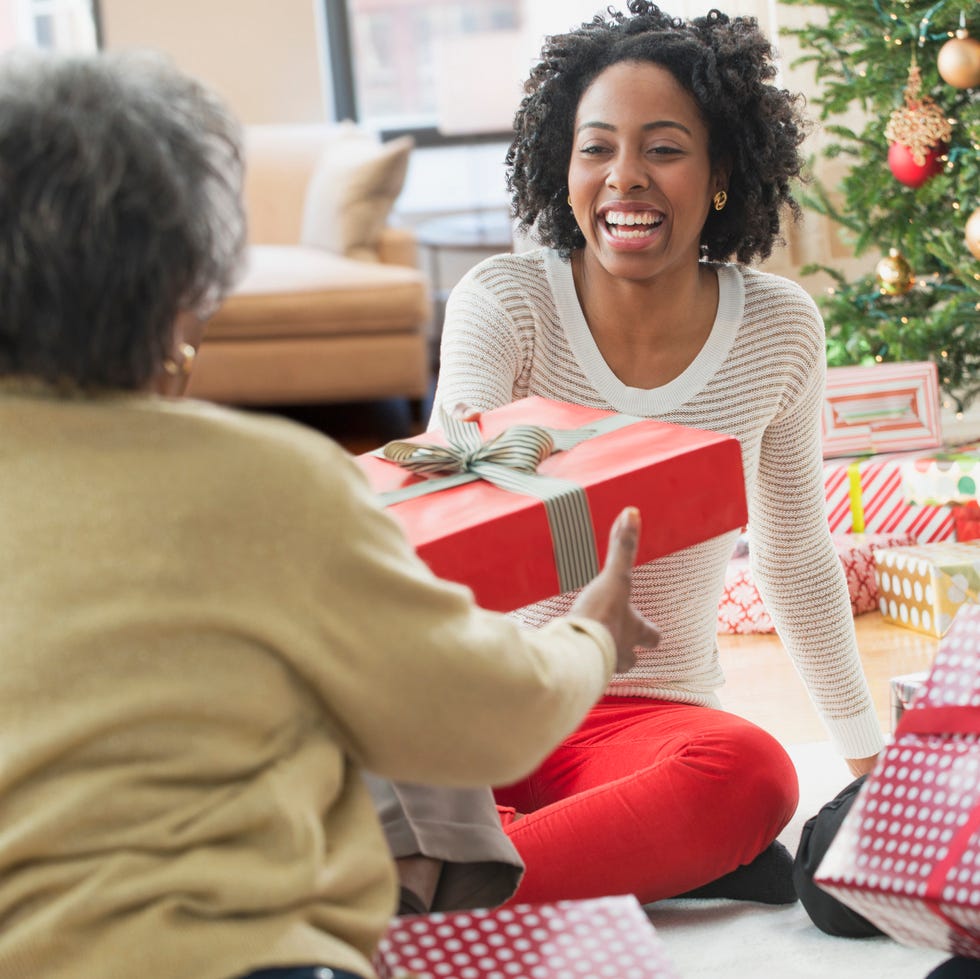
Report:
569,507,662,673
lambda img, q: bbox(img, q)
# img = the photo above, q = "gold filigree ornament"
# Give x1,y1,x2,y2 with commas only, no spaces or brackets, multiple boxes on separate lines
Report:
884,63,953,166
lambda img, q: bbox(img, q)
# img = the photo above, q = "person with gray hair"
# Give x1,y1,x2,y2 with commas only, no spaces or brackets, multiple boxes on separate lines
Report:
0,50,660,979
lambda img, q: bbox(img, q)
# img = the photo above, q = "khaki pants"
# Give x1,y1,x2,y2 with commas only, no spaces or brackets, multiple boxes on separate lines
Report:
363,774,523,911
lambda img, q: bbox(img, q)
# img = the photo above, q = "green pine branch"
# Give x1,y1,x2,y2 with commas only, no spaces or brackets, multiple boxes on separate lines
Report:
781,0,980,413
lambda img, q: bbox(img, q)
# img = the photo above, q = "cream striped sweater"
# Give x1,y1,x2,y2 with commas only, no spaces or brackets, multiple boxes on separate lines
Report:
431,248,885,760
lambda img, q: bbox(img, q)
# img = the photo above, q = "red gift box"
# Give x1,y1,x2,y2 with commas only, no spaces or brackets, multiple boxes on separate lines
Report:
814,602,980,957
373,895,681,979
357,396,748,613
824,453,956,542
716,532,914,634
821,361,942,459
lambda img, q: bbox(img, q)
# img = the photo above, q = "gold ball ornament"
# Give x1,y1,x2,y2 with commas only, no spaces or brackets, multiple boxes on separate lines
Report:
875,248,915,296
937,29,980,89
966,207,980,261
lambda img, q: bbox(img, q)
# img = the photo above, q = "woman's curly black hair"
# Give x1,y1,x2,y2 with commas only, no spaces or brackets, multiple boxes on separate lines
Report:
506,0,809,264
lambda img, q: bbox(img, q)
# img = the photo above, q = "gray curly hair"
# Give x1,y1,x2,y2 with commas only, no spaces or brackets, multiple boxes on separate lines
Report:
0,49,246,390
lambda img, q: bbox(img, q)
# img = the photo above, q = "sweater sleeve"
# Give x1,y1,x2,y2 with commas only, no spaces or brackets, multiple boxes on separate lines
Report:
429,262,528,426
747,300,884,759
292,441,615,787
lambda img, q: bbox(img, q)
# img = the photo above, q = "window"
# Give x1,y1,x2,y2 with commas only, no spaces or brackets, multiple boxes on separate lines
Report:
0,0,99,52
327,0,522,144
326,0,718,144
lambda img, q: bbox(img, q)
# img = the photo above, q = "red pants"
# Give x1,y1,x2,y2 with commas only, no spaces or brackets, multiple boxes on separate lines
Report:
494,697,799,905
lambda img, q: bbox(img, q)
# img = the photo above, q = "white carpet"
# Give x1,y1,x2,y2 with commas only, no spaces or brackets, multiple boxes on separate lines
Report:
644,741,950,979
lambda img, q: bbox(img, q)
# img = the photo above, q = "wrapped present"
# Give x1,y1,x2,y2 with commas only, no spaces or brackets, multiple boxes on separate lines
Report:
876,541,980,637
821,361,942,459
953,501,980,542
824,453,956,541
901,443,980,506
373,895,681,979
357,396,747,613
717,532,914,635
890,671,929,731
814,603,980,957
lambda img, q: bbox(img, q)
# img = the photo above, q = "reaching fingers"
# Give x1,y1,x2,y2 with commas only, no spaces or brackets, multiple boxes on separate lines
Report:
450,402,481,422
605,506,641,576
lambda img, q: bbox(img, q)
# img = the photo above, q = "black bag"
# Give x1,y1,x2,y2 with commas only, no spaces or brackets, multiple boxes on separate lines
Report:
792,775,884,938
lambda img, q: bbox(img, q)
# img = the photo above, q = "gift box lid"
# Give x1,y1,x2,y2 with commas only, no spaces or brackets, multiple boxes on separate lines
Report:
373,895,681,979
357,397,748,612
821,361,942,459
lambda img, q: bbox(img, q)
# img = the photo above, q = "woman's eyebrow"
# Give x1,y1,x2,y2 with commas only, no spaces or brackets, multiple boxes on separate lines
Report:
576,119,693,135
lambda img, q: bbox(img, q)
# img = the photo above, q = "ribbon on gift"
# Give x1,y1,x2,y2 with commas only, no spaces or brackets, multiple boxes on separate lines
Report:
896,705,980,738
375,408,644,595
847,462,866,533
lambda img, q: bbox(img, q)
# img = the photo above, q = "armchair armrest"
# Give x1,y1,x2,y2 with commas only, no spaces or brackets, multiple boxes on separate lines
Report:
377,226,419,268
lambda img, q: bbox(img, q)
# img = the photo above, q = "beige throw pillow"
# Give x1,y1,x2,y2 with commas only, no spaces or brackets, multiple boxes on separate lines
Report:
300,131,414,260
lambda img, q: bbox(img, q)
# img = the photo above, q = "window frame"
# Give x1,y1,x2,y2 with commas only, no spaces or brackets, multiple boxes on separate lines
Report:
321,0,515,147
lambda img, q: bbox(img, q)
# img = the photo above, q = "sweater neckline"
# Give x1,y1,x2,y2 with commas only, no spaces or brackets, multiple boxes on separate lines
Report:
543,251,744,415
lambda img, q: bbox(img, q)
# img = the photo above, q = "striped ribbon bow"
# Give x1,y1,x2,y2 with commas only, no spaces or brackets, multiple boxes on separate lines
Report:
376,410,625,595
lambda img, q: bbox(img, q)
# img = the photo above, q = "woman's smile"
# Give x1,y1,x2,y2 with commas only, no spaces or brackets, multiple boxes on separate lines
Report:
568,60,723,280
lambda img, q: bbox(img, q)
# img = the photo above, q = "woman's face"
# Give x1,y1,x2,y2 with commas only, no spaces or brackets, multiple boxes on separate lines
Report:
567,60,725,283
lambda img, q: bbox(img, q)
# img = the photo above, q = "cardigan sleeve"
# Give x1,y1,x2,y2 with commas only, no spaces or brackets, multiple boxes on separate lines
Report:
289,440,616,787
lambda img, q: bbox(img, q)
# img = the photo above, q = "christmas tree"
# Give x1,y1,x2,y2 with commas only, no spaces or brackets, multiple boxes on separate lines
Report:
780,0,980,413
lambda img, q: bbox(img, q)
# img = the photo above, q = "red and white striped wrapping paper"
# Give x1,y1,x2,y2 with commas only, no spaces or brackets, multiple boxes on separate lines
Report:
824,453,956,542
821,361,942,459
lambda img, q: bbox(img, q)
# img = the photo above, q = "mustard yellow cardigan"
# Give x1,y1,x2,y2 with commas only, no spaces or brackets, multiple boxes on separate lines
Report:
0,383,613,979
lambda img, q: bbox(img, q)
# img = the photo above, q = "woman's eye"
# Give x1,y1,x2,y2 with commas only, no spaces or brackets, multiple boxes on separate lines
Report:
649,145,682,156
579,144,610,155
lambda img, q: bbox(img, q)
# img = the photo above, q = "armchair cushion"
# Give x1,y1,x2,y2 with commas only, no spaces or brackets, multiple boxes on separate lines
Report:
300,128,414,261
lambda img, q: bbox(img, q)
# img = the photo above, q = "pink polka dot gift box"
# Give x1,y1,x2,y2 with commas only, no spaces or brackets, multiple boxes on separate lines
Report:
373,895,680,979
814,602,980,957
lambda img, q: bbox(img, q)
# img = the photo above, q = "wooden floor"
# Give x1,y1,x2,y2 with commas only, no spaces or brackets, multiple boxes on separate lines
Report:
282,395,940,749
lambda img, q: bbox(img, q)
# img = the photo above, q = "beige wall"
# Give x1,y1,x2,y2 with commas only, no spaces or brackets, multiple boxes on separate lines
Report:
99,0,327,124
759,2,877,290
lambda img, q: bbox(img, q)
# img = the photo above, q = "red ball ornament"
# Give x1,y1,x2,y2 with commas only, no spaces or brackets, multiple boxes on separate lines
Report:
887,141,946,188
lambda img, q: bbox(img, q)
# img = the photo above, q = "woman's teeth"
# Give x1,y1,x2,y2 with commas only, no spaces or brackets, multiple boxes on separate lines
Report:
604,212,663,237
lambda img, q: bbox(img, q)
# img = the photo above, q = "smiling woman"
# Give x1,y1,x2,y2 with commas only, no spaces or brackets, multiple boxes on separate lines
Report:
368,0,888,920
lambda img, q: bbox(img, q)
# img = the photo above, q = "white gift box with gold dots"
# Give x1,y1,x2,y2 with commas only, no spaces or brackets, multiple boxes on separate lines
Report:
875,541,980,636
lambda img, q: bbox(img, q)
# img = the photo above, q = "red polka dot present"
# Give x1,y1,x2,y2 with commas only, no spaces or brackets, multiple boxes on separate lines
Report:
373,895,680,979
814,602,980,957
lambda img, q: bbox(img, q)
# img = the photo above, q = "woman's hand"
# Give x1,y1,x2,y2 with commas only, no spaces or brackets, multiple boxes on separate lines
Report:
846,754,879,778
569,507,662,673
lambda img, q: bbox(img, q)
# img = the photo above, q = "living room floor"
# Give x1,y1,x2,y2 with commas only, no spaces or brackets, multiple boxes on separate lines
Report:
272,394,940,749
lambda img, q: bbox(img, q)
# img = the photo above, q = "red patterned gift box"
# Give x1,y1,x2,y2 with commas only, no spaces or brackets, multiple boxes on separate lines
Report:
357,396,747,613
717,532,914,635
821,361,942,459
814,603,980,958
824,453,956,542
373,895,681,979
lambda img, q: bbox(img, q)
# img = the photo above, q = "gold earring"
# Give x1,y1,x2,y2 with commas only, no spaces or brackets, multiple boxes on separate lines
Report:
177,343,196,376
713,190,728,212
163,343,197,377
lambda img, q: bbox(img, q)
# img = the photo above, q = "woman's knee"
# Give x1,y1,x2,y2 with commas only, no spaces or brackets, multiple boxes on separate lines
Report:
691,715,799,825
